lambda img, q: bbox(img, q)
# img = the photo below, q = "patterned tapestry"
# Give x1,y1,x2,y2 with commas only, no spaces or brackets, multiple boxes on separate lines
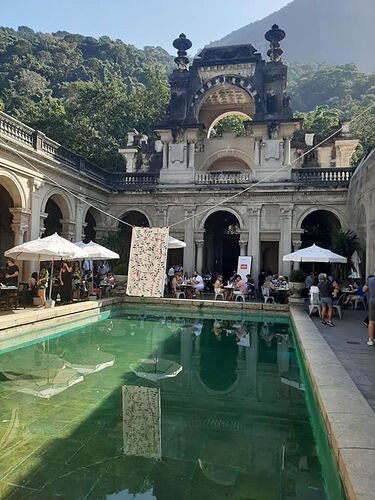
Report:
122,385,161,459
126,226,169,298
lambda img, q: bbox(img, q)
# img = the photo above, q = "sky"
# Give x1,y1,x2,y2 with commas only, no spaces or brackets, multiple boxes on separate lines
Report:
0,0,290,53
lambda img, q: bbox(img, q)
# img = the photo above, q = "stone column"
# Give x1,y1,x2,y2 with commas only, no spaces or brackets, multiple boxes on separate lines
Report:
239,235,248,256
283,136,291,165
292,239,302,270
279,204,293,276
183,208,195,275
188,142,195,169
10,208,31,280
195,239,204,274
162,142,168,169
28,178,44,240
248,205,262,282
74,200,85,242
60,220,76,242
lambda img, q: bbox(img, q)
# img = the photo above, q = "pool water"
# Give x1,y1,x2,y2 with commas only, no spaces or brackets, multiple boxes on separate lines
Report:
0,307,345,499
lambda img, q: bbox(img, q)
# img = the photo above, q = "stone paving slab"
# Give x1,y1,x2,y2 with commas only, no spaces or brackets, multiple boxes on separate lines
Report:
291,307,375,500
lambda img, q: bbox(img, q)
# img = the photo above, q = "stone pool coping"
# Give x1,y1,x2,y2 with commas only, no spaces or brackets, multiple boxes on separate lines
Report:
290,307,375,500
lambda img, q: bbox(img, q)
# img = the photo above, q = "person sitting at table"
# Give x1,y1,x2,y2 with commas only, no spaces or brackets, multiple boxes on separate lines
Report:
28,272,38,290
191,271,204,299
214,274,230,300
331,280,342,302
310,277,320,294
101,272,115,296
4,258,19,286
346,282,365,307
246,274,256,299
263,274,279,302
231,274,247,301
72,262,82,301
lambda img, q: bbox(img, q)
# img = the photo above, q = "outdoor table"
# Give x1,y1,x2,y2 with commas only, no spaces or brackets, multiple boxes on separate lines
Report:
0,286,18,310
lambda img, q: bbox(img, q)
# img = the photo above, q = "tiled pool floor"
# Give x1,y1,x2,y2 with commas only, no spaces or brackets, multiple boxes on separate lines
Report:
0,309,344,499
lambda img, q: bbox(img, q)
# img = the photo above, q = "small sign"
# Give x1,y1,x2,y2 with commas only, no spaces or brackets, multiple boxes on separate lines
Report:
237,256,253,282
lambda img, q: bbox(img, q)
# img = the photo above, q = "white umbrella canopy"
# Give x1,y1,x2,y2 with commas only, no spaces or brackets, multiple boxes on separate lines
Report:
168,236,186,249
283,244,347,263
5,233,88,262
349,250,361,279
5,233,89,303
130,358,183,382
74,240,119,260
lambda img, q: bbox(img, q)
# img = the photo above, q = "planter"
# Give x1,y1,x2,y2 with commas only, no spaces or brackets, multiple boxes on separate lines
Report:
290,281,304,299
114,274,127,290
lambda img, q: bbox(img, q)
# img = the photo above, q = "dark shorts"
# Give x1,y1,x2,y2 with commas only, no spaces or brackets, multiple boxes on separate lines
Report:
369,301,375,322
321,297,333,307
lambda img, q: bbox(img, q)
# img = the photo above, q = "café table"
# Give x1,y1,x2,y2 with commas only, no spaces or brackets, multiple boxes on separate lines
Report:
0,286,18,310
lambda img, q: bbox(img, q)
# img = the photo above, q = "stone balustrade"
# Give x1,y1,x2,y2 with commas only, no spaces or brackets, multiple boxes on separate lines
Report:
110,172,160,191
195,171,253,184
291,167,355,186
0,113,34,147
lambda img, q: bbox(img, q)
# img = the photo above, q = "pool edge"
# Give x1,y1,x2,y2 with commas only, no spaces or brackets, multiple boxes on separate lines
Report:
290,306,375,500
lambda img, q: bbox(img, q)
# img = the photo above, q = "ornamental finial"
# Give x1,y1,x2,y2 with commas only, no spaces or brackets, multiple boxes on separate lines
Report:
172,33,192,70
264,24,286,62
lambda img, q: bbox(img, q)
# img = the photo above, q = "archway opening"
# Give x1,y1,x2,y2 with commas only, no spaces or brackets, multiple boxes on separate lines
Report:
84,209,96,243
0,185,14,260
301,209,341,273
204,211,240,282
208,112,250,139
44,198,63,237
208,156,250,173
198,84,254,131
119,211,150,272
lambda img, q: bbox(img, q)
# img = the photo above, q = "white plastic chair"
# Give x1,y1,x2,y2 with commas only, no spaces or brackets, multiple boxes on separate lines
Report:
234,291,246,302
214,289,225,300
262,287,275,304
309,292,321,317
333,293,345,318
172,284,185,299
353,296,367,310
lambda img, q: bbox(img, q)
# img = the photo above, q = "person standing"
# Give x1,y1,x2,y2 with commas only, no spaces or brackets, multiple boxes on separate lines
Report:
36,265,49,307
318,273,335,327
191,271,204,299
363,275,375,346
59,262,73,304
4,259,19,286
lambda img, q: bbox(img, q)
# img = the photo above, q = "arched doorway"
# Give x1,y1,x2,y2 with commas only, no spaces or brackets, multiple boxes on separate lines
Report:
119,210,150,270
204,211,240,281
44,199,63,236
84,209,96,243
0,185,14,260
300,209,341,273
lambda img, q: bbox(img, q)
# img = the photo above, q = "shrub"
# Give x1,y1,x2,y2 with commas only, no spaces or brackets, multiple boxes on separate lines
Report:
289,269,306,283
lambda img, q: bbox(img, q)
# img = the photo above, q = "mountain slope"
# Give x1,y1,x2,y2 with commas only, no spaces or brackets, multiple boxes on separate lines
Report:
212,0,375,72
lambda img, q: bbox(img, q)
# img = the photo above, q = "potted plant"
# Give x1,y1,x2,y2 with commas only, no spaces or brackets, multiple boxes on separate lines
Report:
112,263,128,291
289,269,306,299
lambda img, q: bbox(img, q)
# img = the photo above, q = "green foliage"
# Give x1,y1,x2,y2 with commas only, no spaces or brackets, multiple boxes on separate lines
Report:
289,269,306,283
288,62,375,158
331,230,359,279
210,114,247,138
0,27,171,169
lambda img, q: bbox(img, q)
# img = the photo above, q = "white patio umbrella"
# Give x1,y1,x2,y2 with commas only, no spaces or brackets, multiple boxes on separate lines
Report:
130,358,182,382
5,233,88,302
168,235,186,249
283,244,347,264
74,240,120,294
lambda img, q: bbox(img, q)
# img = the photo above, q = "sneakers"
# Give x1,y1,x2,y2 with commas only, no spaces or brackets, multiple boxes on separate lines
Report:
326,321,335,327
363,321,369,328
367,339,374,346
321,321,326,325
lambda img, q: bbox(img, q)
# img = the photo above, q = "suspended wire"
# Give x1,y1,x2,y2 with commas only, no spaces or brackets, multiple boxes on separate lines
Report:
0,99,374,233
169,100,375,228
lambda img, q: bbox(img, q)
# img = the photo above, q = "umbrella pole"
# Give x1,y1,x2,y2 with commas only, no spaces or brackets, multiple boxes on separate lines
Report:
49,259,54,301
92,260,94,296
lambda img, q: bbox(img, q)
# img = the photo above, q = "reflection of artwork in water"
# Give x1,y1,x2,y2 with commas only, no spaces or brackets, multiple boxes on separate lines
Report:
122,385,161,459
126,226,169,298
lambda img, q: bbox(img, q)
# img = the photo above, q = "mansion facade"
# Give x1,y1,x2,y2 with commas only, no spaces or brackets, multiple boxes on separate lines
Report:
0,25,373,280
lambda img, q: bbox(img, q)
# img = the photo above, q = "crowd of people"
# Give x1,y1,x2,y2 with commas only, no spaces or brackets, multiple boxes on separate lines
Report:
0,259,115,308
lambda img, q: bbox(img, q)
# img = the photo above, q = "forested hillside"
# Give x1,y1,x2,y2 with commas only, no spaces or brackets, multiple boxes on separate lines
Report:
0,27,373,168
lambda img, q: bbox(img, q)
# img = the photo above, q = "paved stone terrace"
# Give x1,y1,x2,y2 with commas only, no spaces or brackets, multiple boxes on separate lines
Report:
309,308,375,411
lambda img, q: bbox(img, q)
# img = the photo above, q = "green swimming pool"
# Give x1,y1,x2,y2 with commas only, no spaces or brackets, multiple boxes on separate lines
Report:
0,306,345,499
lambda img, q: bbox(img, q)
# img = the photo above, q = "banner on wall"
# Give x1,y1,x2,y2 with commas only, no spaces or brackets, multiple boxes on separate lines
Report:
126,226,169,298
237,256,253,282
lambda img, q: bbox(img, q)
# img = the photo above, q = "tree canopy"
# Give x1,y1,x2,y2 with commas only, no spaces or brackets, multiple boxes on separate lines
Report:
0,27,374,168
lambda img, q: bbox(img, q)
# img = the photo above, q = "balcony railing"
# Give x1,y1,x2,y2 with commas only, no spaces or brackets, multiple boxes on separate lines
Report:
110,172,160,191
195,171,252,185
291,167,354,186
0,113,34,147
